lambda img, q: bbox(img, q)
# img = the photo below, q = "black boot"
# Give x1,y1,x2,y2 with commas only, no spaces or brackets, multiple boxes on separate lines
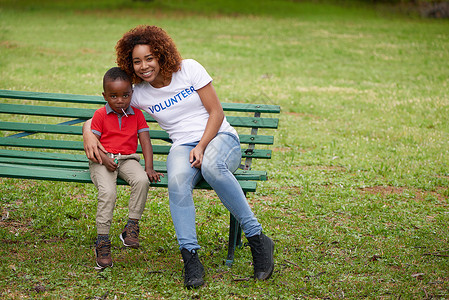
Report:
247,232,274,280
181,248,205,289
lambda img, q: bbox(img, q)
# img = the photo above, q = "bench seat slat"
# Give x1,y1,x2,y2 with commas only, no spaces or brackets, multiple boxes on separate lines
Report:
0,163,258,192
0,156,165,170
0,157,267,180
0,150,267,181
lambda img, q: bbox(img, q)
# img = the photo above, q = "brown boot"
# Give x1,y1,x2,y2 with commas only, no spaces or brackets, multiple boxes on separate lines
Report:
95,240,113,269
120,221,140,248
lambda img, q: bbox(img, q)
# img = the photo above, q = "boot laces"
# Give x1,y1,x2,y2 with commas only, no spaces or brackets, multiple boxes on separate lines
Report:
184,251,202,281
125,222,139,239
97,240,111,258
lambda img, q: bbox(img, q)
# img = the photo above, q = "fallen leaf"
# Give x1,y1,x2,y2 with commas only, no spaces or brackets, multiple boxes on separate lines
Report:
1,211,9,221
34,285,46,293
411,273,425,280
369,255,382,261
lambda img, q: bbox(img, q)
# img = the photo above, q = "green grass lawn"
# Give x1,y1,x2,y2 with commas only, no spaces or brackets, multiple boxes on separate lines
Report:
1,0,448,298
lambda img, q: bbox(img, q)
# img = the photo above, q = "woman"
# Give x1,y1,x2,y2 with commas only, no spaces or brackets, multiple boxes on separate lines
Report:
83,25,274,289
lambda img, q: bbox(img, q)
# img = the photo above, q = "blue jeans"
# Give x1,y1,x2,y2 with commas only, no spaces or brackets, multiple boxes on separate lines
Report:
166,132,263,251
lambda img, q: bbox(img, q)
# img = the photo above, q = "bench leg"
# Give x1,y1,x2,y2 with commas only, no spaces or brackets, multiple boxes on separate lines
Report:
225,212,242,267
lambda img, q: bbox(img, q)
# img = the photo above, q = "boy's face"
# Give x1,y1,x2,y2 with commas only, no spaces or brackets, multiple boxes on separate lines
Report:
102,79,133,114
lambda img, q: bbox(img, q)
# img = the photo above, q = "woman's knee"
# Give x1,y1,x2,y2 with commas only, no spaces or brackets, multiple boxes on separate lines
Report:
201,159,223,181
167,172,193,193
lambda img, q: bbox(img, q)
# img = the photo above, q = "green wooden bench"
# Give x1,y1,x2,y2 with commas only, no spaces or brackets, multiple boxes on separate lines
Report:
0,89,280,267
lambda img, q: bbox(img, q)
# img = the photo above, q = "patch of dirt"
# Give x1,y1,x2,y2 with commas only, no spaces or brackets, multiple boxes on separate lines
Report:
273,147,294,153
0,41,19,49
0,218,33,235
295,165,347,172
360,186,447,202
361,186,406,195
1,237,65,245
1,178,39,190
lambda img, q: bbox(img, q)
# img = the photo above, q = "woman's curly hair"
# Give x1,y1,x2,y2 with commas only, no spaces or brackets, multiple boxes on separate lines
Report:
115,25,182,84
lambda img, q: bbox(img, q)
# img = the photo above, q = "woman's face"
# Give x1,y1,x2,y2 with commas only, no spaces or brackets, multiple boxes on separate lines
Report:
132,44,163,86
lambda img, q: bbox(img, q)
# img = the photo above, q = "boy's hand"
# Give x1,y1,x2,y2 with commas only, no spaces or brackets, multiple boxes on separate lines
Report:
103,157,118,172
146,169,164,183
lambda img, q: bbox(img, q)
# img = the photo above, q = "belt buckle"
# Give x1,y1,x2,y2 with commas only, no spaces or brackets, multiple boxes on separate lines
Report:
107,153,121,164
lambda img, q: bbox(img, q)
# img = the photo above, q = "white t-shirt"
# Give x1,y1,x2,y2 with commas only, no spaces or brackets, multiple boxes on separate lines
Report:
131,59,238,149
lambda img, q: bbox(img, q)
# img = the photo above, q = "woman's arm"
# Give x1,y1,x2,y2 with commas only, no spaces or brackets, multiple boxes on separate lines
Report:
82,118,106,164
190,82,225,168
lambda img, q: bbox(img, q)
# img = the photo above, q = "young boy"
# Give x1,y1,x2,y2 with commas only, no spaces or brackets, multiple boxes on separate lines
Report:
89,67,162,269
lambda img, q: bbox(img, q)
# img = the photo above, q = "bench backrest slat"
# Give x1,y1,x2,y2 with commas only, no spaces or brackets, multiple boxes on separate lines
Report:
0,90,281,114
0,162,258,192
0,103,279,129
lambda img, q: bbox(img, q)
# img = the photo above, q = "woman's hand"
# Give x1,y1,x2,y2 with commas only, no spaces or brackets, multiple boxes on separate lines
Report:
84,135,106,164
190,145,205,169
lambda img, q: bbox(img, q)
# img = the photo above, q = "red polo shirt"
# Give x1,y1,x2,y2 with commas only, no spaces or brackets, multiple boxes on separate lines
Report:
91,104,149,155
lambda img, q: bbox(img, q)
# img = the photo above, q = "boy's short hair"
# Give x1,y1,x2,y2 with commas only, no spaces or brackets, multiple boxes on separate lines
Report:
103,67,132,91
